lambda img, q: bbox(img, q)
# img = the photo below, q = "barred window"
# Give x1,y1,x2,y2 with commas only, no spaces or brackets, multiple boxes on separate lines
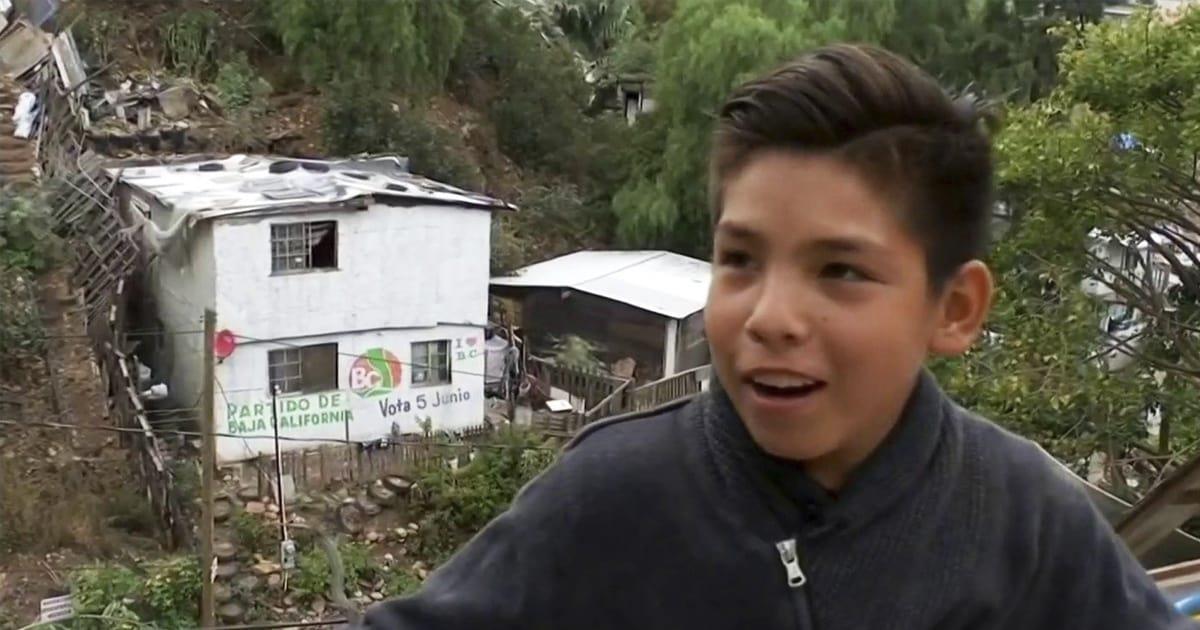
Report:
271,221,337,273
268,344,338,394
411,340,451,387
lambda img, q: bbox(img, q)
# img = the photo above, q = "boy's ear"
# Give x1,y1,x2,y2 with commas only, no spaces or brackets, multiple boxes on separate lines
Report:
929,260,993,357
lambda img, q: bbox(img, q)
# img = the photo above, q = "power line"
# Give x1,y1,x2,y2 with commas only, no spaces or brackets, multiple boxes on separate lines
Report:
0,418,557,451
232,333,498,381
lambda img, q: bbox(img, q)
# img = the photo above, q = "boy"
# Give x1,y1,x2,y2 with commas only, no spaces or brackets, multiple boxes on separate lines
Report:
360,44,1192,629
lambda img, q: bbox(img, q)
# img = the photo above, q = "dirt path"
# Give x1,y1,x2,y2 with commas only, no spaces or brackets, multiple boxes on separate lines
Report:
0,267,163,625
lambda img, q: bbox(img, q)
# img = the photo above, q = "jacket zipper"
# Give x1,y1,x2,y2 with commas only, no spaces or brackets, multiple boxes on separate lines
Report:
776,538,818,629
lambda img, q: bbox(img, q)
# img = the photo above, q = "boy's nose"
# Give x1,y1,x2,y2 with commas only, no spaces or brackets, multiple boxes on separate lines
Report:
744,279,811,349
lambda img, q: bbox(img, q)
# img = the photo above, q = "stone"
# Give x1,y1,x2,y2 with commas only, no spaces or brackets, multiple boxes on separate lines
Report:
158,85,196,120
245,501,266,515
267,503,280,514
395,527,408,539
236,486,259,501
215,562,239,580
217,602,245,623
235,574,259,591
368,483,396,506
213,498,234,522
383,553,395,563
366,531,380,543
292,515,306,525
312,597,326,615
214,541,237,561
357,496,382,516
267,573,282,588
408,522,420,532
213,583,233,603
382,474,414,495
252,561,281,576
418,568,429,580
283,594,295,607
370,591,384,601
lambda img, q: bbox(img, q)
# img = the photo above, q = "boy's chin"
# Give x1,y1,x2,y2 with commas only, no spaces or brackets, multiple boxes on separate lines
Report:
741,416,844,464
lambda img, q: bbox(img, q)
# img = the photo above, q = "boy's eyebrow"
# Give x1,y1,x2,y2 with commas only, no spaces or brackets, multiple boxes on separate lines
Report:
714,220,761,241
809,236,880,254
717,220,883,254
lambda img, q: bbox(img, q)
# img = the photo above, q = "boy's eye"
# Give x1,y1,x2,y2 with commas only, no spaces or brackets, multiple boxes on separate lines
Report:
820,262,871,282
717,248,753,269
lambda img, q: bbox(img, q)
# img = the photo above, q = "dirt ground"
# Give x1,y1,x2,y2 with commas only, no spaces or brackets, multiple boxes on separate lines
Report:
0,268,164,625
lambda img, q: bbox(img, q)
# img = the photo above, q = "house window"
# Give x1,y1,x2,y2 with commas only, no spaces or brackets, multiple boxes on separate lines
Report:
268,343,338,394
271,221,337,273
411,340,451,387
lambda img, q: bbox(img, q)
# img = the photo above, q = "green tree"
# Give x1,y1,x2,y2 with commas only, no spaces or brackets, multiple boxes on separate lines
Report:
268,0,464,93
938,7,1200,498
612,0,845,254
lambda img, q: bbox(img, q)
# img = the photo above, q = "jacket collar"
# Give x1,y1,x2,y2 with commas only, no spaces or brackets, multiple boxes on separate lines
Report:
701,369,948,535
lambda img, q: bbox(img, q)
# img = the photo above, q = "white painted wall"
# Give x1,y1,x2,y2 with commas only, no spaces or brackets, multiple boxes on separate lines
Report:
150,209,215,409
148,198,494,453
211,203,492,342
214,325,486,463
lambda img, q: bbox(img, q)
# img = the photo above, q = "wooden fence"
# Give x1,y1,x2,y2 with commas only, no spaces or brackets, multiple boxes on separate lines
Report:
529,359,710,435
232,424,498,497
43,94,189,548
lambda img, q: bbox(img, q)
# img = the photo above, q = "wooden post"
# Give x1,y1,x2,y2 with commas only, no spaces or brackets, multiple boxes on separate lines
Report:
200,309,216,628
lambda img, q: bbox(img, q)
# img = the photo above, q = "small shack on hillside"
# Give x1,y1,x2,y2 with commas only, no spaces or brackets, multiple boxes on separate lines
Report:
490,250,710,382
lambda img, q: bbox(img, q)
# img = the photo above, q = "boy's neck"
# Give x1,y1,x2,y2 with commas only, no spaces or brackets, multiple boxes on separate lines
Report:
802,388,916,492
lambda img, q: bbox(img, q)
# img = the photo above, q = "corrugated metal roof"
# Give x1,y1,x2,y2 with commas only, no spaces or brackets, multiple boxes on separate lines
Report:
106,154,515,219
491,250,710,319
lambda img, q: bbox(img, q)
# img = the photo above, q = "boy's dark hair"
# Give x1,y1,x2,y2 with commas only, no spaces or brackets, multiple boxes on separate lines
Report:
710,43,994,290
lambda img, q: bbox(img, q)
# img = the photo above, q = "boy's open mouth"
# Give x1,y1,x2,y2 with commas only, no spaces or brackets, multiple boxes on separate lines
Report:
747,376,827,399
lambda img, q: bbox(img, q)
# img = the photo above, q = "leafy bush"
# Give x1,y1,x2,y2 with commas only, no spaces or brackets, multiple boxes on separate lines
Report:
159,9,223,80
231,510,274,556
72,8,128,66
70,558,200,629
385,568,423,597
452,4,592,175
269,0,464,93
142,557,201,626
0,191,57,272
409,427,556,563
214,51,272,114
0,267,43,371
292,540,377,603
322,81,483,190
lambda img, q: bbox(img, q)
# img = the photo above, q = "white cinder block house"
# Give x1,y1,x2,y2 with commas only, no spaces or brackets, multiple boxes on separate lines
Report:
109,155,514,463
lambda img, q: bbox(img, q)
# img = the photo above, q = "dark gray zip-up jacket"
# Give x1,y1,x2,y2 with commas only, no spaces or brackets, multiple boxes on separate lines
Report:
360,372,1194,629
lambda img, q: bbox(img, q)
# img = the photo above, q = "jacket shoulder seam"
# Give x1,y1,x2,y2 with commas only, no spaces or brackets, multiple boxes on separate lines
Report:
563,393,698,451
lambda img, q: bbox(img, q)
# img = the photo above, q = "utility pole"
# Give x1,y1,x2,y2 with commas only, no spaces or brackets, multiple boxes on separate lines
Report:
200,309,217,628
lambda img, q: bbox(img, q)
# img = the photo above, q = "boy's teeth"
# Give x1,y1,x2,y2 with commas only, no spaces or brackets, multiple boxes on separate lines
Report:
754,375,813,388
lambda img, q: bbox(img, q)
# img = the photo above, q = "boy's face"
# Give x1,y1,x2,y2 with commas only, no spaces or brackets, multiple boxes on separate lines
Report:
706,150,991,488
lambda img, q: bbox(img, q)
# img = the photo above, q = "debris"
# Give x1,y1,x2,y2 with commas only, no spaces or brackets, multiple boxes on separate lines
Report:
12,91,34,138
50,30,84,90
0,20,51,78
157,85,196,121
